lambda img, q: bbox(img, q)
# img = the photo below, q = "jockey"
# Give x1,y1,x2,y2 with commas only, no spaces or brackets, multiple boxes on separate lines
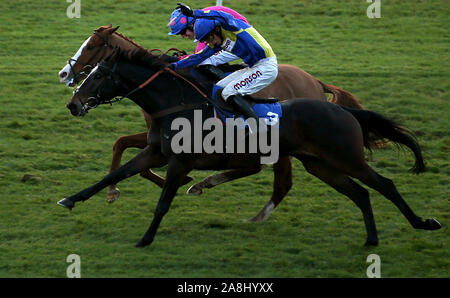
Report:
168,3,278,123
167,5,250,80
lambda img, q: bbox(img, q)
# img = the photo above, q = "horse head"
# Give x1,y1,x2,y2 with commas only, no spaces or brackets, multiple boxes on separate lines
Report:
66,50,124,116
58,24,120,87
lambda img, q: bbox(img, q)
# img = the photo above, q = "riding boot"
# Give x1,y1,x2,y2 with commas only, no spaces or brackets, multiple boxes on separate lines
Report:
227,94,267,135
197,65,227,81
227,94,259,121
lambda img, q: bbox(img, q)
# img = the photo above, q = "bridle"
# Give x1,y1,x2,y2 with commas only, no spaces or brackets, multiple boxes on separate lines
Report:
73,61,123,113
67,31,111,86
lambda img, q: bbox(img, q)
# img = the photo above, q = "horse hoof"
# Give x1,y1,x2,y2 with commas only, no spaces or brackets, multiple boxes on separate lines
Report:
425,218,441,230
57,198,74,211
107,188,120,203
135,238,152,248
186,184,203,195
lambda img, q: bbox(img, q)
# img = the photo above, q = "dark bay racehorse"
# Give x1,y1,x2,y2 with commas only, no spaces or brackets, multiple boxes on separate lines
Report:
58,25,364,221
58,51,441,248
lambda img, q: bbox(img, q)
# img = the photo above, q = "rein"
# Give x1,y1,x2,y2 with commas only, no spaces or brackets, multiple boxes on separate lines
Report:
100,66,225,120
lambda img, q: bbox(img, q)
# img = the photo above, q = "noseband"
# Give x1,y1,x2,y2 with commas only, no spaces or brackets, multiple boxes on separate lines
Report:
67,31,110,85
73,62,123,114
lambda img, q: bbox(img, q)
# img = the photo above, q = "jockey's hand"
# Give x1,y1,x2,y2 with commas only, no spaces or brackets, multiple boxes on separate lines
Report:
167,63,176,70
176,3,194,17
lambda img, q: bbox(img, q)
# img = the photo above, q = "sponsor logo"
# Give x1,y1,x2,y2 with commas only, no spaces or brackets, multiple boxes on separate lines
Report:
222,38,235,52
233,70,262,90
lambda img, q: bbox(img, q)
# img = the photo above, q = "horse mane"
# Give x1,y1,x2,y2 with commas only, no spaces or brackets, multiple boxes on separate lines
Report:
98,26,212,92
112,31,145,50
94,26,169,69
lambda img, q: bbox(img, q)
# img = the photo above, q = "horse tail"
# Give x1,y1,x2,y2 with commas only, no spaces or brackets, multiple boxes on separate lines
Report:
342,107,426,174
318,80,364,110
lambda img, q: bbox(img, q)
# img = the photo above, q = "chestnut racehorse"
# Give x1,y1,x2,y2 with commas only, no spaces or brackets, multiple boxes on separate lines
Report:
58,25,363,221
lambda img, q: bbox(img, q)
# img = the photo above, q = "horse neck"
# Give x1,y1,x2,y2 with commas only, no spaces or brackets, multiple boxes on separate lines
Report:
117,63,173,114
120,64,209,119
109,32,145,60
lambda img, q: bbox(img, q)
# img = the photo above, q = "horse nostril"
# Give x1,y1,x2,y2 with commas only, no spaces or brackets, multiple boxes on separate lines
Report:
60,71,68,78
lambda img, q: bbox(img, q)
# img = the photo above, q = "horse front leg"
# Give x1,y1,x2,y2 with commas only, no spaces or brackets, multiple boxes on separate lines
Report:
136,157,193,248
58,146,167,210
107,132,166,203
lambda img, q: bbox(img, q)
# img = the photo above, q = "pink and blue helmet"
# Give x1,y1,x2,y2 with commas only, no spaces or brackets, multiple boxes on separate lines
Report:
168,9,195,35
193,18,220,42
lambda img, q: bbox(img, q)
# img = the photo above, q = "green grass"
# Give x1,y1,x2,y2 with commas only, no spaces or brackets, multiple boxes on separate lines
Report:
0,0,448,277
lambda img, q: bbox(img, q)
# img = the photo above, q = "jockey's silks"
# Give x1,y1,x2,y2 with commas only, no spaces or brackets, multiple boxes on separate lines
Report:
173,9,275,70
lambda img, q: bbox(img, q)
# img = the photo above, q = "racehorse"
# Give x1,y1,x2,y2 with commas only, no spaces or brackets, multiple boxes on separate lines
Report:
58,25,364,222
58,50,441,248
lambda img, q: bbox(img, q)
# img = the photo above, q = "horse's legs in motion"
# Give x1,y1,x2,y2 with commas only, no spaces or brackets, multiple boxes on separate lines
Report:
58,146,167,210
250,156,293,222
136,157,193,248
186,167,263,195
296,155,379,245
107,132,193,203
186,157,293,222
356,166,441,231
107,132,165,202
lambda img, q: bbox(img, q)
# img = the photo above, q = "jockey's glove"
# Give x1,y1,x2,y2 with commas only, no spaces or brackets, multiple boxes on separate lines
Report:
176,3,194,17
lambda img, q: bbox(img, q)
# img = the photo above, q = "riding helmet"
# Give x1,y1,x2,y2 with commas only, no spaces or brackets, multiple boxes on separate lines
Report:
168,9,195,35
193,18,220,42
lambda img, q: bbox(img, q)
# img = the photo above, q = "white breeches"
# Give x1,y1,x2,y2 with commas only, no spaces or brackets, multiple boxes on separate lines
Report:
217,56,278,100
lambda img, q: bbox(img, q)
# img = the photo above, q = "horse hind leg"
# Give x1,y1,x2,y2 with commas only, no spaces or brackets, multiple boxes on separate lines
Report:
186,166,263,195
140,169,192,188
356,165,441,231
250,156,292,222
297,155,379,246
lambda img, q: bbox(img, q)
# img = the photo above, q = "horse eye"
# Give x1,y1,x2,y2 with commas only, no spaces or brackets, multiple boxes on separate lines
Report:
94,73,102,80
87,45,94,50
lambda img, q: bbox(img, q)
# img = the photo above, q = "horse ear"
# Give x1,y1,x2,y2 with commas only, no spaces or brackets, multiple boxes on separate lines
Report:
104,25,119,35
